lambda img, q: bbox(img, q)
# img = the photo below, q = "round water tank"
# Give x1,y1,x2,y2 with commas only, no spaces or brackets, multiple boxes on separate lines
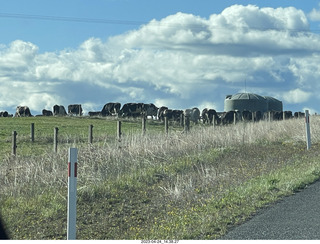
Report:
265,96,283,112
224,93,268,112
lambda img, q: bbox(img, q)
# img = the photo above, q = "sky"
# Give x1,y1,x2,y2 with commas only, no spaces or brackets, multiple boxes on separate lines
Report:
2,0,320,115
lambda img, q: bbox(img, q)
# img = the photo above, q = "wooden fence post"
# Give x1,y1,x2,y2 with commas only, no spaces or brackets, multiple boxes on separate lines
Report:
31,123,34,142
142,115,146,136
117,121,122,141
12,131,17,156
164,117,169,135
54,127,59,153
88,125,93,144
184,115,190,133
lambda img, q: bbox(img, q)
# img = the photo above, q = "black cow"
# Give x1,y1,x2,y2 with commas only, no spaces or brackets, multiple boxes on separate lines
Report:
184,108,201,124
53,105,67,116
0,111,8,117
15,106,32,117
143,103,158,118
202,108,219,124
283,111,293,119
241,110,252,121
221,111,236,125
157,106,168,121
42,109,53,116
119,103,144,117
101,102,121,116
88,111,101,117
254,111,263,122
294,112,305,119
68,104,83,116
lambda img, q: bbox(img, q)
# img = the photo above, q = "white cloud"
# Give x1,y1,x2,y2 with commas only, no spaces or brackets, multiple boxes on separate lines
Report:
308,4,320,21
1,5,320,114
282,88,312,104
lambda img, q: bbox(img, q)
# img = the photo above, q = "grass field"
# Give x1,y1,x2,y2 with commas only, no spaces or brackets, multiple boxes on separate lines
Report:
1,115,320,240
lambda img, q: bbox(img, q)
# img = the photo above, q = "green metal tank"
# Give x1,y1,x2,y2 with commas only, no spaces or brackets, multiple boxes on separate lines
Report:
224,93,268,112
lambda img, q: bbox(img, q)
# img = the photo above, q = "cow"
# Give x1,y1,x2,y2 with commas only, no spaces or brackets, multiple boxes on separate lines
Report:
53,105,67,116
42,109,53,116
88,111,101,117
184,107,200,124
241,110,252,121
119,103,144,117
157,106,168,121
101,102,121,116
202,108,219,124
0,111,8,117
143,103,158,119
68,104,83,116
15,106,32,117
283,111,293,120
221,111,237,125
254,111,263,122
294,112,305,119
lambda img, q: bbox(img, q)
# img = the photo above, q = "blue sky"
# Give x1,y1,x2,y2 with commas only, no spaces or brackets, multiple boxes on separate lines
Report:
1,0,320,114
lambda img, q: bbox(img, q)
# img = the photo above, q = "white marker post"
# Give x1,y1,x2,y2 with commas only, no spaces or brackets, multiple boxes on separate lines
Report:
67,148,78,240
305,110,311,150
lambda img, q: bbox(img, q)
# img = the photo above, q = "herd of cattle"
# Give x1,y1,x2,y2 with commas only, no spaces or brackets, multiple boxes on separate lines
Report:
0,102,306,125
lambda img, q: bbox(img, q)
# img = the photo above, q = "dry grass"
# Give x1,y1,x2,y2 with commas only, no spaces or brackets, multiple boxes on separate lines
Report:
1,116,320,239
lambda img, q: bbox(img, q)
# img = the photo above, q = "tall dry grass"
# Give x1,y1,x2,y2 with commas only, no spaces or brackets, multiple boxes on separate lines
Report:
1,116,314,198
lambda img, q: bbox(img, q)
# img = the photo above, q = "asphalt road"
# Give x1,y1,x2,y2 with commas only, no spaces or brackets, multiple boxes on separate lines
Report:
221,180,320,240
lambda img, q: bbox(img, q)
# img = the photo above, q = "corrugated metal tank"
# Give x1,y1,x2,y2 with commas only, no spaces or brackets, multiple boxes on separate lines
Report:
224,93,281,113
264,96,283,112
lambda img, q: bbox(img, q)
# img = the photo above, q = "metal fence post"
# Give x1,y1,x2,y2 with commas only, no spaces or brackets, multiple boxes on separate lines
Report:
67,148,78,240
305,110,311,150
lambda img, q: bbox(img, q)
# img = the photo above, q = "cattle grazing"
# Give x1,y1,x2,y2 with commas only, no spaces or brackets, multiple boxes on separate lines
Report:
0,111,8,117
101,102,121,116
53,105,67,116
119,103,144,118
184,108,200,124
15,106,32,117
254,111,263,122
283,111,293,120
143,103,159,118
241,110,252,121
221,111,237,125
157,106,168,121
294,112,305,119
68,104,83,116
88,111,101,117
202,108,219,124
42,109,53,116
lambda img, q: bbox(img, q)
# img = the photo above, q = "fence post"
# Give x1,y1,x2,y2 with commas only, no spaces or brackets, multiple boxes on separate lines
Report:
67,148,78,240
305,110,311,150
30,123,34,142
180,113,184,127
12,131,17,156
184,115,190,133
54,127,59,153
88,124,93,144
142,115,146,136
117,121,122,141
164,117,169,135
